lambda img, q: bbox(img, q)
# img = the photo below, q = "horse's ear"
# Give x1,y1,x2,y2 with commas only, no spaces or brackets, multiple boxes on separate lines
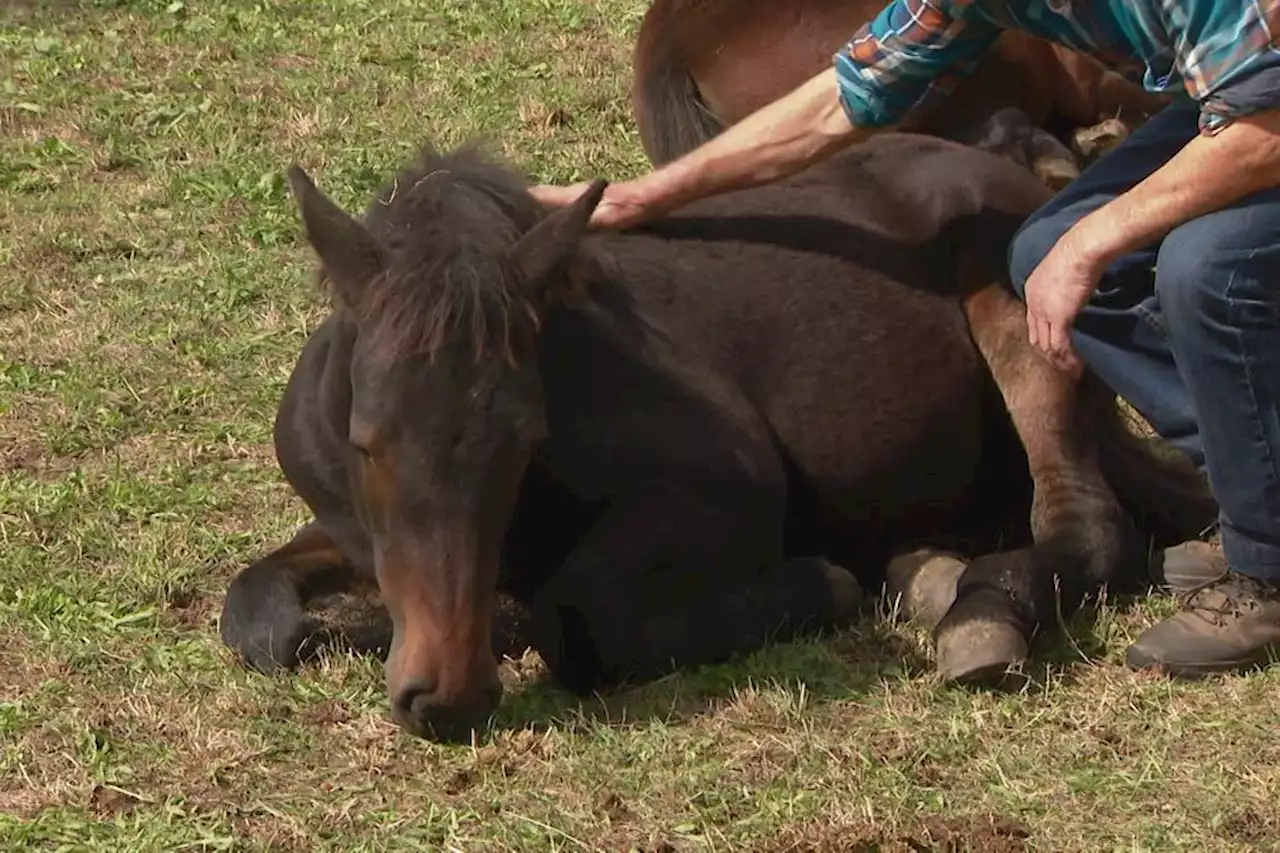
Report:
511,179,608,304
287,165,383,306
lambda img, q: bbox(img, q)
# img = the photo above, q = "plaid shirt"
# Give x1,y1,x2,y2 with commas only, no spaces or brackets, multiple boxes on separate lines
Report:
834,0,1280,134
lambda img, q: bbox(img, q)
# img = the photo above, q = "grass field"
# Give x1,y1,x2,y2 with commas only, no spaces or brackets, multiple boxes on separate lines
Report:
3,1,1280,850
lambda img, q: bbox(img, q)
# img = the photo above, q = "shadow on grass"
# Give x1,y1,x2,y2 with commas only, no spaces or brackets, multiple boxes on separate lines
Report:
281,581,935,738
264,576,1176,740
489,612,935,737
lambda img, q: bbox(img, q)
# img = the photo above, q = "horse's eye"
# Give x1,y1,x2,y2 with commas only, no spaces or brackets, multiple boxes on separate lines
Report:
350,442,374,461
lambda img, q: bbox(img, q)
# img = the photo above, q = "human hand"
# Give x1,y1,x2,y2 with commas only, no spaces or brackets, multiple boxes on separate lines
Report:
1023,229,1105,376
529,180,657,230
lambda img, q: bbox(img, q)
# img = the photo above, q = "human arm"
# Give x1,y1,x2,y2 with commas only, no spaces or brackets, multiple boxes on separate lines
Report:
1073,110,1280,269
529,68,870,230
530,0,1003,229
1025,42,1280,372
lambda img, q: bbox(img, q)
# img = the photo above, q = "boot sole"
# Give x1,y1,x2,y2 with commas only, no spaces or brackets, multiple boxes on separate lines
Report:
1125,645,1280,677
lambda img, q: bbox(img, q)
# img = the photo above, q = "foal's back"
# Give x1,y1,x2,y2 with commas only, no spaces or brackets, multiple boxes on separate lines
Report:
578,135,1050,527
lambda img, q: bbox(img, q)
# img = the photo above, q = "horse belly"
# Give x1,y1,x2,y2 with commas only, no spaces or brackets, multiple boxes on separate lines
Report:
757,286,989,533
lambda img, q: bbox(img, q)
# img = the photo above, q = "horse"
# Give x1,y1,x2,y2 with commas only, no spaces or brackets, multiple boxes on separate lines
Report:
218,133,1213,743
631,0,1170,185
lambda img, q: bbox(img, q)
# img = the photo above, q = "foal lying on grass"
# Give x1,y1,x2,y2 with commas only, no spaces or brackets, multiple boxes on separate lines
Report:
220,133,1213,742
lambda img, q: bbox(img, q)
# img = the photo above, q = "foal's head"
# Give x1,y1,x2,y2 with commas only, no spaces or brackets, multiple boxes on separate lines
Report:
286,145,605,741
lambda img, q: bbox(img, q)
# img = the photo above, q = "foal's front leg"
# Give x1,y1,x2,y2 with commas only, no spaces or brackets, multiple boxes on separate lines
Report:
934,281,1144,683
528,483,863,694
633,554,864,683
222,517,535,674
951,107,1082,192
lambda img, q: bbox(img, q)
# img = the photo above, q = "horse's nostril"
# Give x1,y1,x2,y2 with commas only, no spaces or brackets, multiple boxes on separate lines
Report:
395,679,438,717
390,674,505,742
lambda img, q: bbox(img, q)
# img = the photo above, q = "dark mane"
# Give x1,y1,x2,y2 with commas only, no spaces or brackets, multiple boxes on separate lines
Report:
350,141,546,363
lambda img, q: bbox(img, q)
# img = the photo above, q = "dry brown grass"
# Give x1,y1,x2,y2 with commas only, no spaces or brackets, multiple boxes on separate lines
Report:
3,1,1278,850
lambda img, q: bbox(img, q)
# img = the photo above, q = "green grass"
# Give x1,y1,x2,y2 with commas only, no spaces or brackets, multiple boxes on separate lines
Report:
3,1,1280,850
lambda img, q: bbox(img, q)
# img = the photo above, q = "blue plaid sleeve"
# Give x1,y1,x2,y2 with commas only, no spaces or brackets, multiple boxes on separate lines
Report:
1185,0,1280,133
833,0,1002,127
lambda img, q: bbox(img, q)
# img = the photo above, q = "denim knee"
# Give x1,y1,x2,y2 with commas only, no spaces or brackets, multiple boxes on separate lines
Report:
1154,221,1273,333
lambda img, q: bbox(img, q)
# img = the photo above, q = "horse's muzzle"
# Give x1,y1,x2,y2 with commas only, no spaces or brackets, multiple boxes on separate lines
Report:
392,674,504,742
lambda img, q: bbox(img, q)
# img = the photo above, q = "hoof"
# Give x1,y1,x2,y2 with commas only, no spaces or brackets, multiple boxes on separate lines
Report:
885,548,967,631
819,558,866,621
1071,118,1129,165
219,565,324,673
935,617,1030,688
220,609,322,673
528,587,609,695
1031,155,1080,191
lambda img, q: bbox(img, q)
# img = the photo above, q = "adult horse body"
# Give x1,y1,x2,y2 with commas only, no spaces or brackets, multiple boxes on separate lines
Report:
632,0,1169,176
220,134,1212,742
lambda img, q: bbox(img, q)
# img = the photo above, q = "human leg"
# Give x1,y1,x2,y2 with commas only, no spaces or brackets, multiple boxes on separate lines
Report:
1125,186,1280,675
1007,102,1205,468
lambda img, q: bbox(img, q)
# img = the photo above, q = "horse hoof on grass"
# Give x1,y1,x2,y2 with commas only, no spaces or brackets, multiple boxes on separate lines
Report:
816,558,865,620
830,569,864,621
778,556,867,625
934,617,1030,688
220,614,323,673
885,548,967,631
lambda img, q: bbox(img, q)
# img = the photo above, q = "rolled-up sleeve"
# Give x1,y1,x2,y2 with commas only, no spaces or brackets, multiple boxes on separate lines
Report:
1181,2,1280,134
1196,54,1280,135
834,0,1002,128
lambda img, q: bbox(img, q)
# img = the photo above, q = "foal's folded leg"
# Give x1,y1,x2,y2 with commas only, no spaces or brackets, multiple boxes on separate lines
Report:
1027,128,1081,191
527,480,863,693
221,518,533,673
950,107,1082,192
220,520,390,671
628,555,864,683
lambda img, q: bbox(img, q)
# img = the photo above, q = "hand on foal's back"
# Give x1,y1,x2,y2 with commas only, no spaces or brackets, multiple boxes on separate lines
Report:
528,180,653,230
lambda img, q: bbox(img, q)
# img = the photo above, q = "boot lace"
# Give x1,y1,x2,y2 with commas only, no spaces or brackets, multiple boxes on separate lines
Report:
1177,572,1278,626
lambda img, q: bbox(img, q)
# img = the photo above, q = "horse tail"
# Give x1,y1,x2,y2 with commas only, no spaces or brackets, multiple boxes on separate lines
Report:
1093,392,1218,550
632,4,726,165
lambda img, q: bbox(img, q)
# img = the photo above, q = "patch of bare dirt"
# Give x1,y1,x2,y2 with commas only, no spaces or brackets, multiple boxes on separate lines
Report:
0,628,72,703
518,99,575,138
88,784,148,817
0,719,91,814
1219,807,1280,847
493,595,534,660
0,428,58,475
228,812,313,852
165,592,221,632
912,815,1031,852
0,787,50,820
4,239,77,285
292,578,534,672
866,736,951,789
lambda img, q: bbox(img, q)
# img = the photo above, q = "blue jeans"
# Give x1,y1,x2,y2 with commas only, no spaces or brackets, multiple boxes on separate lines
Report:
1008,102,1280,581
